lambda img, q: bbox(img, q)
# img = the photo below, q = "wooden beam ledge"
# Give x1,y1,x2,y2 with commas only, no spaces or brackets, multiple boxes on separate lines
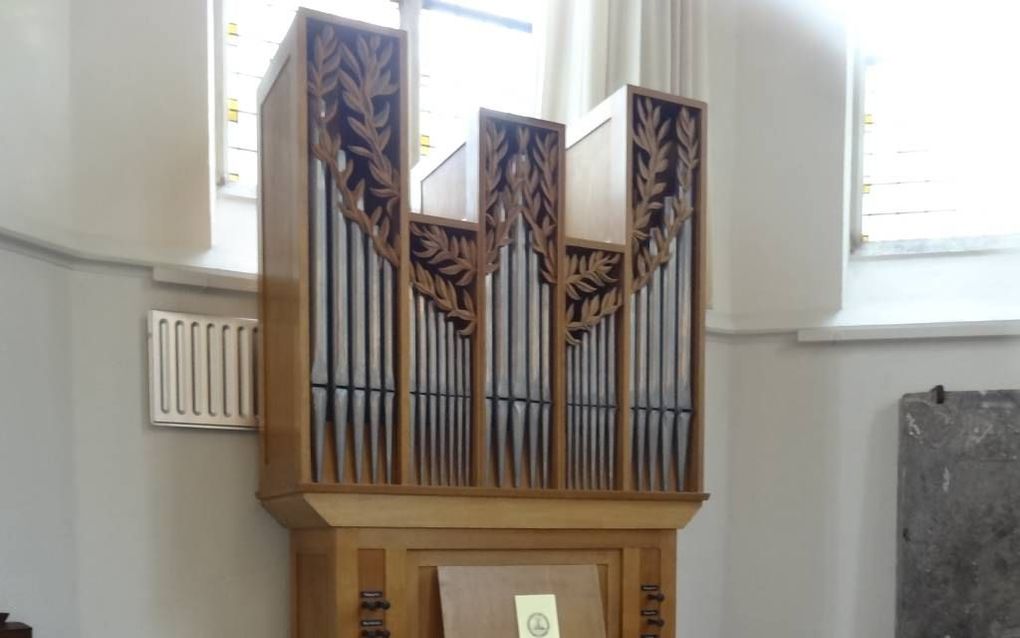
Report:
260,490,705,530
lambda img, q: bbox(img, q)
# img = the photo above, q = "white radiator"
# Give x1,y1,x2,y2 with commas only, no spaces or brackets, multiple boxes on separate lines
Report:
147,310,258,430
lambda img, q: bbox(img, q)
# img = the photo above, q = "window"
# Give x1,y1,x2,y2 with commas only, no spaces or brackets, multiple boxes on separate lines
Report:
220,0,399,190
854,1,1020,247
217,0,540,191
418,0,539,157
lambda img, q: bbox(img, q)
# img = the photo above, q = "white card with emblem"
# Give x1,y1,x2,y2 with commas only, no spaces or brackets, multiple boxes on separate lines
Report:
514,594,560,638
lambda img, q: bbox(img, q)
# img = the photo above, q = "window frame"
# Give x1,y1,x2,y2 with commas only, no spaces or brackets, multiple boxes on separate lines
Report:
847,45,866,253
848,41,1020,258
211,0,535,200
211,0,229,191
211,0,407,200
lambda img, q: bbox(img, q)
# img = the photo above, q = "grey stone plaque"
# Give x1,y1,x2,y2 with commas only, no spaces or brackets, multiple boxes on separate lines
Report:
899,389,1020,638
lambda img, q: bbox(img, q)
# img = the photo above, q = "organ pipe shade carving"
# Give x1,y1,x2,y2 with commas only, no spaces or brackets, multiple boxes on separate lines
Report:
307,19,403,484
628,96,699,491
481,117,559,489
410,221,477,485
258,10,705,497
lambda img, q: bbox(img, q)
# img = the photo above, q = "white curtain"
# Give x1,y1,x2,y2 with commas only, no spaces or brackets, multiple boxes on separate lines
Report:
536,0,706,124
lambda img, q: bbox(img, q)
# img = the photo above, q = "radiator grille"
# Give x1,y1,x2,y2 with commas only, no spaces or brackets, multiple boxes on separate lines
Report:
147,310,258,430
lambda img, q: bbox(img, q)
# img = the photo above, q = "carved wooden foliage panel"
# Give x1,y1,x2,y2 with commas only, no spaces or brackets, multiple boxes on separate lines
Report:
480,115,560,489
564,246,622,490
628,95,700,491
285,19,708,495
409,221,477,486
306,18,404,485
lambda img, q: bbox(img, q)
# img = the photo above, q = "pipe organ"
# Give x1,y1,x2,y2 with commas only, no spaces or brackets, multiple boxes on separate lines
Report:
408,220,476,486
258,10,707,637
476,116,562,490
564,243,621,490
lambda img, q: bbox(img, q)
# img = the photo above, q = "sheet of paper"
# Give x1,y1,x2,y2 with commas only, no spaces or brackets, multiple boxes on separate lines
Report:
515,594,560,638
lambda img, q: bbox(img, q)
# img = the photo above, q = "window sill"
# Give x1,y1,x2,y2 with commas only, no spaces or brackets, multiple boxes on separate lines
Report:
797,319,1020,342
218,182,257,202
152,262,256,292
835,246,1020,340
853,234,1020,258
707,239,1020,340
0,188,260,293
152,186,260,291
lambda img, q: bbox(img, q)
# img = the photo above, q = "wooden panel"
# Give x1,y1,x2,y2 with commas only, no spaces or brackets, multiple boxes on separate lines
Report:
296,553,331,638
565,120,617,243
287,527,676,638
424,550,618,636
607,89,635,492
334,531,359,638
345,527,667,549
658,529,677,635
258,17,309,497
620,547,641,637
293,530,338,638
638,547,664,633
420,144,470,221
689,101,708,493
385,547,409,638
262,489,703,530
415,565,445,638
357,549,389,632
438,565,607,638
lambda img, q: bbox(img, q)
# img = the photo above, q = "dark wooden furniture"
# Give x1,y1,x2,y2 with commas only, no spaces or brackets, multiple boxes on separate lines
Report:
0,616,32,638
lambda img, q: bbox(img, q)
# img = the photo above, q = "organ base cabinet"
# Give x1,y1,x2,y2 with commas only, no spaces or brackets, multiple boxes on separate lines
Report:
288,524,688,638
258,9,708,638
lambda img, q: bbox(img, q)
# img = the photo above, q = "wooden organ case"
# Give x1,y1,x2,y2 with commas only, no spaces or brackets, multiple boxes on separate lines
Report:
258,10,707,638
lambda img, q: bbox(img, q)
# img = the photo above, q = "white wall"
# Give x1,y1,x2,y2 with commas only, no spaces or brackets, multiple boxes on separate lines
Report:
69,0,211,252
0,241,76,636
843,250,1020,326
5,0,1020,636
722,333,1020,638
0,0,72,241
721,0,849,323
704,1,1020,636
0,240,288,637
708,0,1020,333
678,336,733,638
1,0,211,262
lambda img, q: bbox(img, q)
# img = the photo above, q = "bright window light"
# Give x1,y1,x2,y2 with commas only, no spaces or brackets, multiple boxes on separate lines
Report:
857,0,1020,242
418,0,540,157
220,0,540,189
222,0,399,189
